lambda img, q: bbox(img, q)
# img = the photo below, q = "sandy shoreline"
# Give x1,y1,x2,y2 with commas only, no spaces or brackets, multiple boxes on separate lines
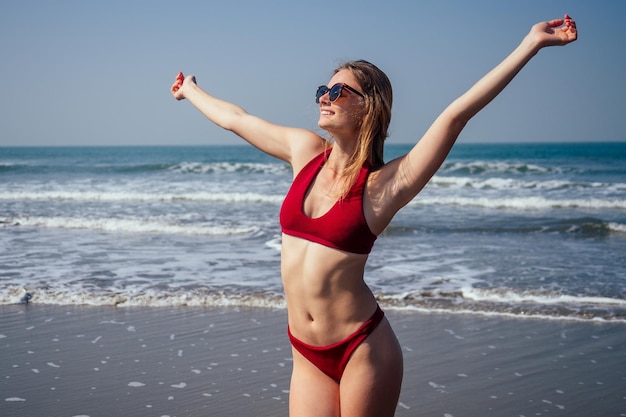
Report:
1,305,625,417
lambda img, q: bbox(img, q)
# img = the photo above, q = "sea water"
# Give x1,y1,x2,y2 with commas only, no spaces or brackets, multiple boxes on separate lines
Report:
1,143,625,321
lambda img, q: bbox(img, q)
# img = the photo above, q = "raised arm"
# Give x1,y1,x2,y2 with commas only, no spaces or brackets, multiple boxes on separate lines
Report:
171,72,322,164
385,15,577,210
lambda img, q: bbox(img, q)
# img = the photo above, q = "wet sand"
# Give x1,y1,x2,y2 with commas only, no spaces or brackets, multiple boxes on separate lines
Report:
1,305,625,416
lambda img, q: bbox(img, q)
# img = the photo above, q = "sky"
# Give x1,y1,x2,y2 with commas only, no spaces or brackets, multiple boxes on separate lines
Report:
0,0,624,147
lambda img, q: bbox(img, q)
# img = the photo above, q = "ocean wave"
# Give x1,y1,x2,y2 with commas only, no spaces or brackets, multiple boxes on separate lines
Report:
0,160,289,176
2,190,623,211
0,190,283,204
1,216,259,236
461,287,626,307
383,217,626,236
0,286,287,309
377,287,626,322
608,222,626,233
413,196,626,210
0,161,40,170
441,161,555,175
169,161,288,175
0,162,19,170
430,175,626,193
3,285,624,323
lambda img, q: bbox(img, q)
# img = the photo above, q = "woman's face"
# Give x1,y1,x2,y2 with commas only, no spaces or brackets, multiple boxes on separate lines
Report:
317,69,365,137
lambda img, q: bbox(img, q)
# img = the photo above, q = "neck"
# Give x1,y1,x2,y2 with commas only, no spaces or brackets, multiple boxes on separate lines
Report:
325,139,357,173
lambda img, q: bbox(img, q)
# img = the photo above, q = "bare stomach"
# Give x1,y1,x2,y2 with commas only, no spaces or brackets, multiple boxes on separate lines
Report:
281,234,378,346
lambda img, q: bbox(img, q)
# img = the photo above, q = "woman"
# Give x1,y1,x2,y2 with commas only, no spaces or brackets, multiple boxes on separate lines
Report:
171,15,577,417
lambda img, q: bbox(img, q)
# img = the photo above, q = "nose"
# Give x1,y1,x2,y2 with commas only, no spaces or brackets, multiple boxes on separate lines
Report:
318,90,330,104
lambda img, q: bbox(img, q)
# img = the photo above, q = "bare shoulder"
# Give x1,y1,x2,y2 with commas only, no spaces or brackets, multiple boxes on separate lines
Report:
287,132,328,176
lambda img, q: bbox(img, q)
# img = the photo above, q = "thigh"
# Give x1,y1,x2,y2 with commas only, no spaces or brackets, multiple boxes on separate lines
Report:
289,347,341,417
339,318,404,417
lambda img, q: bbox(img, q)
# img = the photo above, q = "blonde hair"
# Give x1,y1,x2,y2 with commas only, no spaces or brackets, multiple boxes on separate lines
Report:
331,60,393,196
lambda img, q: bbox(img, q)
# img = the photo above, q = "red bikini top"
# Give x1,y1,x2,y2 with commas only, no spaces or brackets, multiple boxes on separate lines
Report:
280,149,377,255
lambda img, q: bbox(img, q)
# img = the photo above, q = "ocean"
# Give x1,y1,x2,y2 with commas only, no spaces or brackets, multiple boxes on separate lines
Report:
1,143,625,322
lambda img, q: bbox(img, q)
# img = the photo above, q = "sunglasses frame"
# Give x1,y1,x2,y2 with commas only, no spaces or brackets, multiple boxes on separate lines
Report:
315,83,365,103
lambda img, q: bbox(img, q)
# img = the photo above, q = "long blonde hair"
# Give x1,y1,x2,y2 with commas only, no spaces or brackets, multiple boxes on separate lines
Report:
330,60,393,196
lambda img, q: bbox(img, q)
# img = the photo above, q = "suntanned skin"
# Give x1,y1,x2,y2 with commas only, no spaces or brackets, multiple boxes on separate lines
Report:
171,16,577,417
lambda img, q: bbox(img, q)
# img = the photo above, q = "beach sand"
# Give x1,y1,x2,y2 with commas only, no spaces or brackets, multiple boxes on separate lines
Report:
1,305,624,417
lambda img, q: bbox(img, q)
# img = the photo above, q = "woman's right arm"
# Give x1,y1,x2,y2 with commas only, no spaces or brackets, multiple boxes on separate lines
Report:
171,73,322,165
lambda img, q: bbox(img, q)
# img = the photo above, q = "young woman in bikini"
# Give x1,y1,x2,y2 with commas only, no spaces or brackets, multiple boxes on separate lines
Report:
171,15,577,417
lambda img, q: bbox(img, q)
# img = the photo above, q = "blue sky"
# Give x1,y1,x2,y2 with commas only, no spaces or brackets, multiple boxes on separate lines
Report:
1,0,624,146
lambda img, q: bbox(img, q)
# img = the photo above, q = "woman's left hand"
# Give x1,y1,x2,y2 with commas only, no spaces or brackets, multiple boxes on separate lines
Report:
530,14,578,48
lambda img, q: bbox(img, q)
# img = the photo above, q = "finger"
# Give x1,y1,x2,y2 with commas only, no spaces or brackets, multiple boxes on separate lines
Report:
564,20,577,32
547,18,564,28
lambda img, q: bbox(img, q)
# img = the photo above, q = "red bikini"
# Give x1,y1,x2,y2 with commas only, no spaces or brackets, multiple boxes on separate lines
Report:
280,149,377,255
288,306,384,382
280,149,384,381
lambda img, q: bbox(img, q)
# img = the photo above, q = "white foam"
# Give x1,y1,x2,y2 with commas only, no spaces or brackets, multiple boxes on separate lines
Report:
0,190,283,204
430,175,593,191
2,216,259,236
607,222,626,233
462,287,626,307
264,236,282,252
0,286,288,309
411,196,626,210
170,161,287,175
386,304,626,323
443,160,552,175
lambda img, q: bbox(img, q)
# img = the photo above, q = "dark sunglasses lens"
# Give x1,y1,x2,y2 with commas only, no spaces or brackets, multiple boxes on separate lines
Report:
315,86,329,103
329,84,343,101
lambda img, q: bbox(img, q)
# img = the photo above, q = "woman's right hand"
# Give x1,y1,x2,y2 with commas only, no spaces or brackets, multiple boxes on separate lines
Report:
170,71,196,100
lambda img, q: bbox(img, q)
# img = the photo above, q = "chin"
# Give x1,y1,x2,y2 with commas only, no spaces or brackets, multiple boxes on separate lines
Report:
318,116,334,130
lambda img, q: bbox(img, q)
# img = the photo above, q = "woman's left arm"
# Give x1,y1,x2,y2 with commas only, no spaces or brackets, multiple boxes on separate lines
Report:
387,15,577,209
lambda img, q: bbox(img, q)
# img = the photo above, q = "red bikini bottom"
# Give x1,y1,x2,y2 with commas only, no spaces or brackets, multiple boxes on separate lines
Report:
288,305,384,382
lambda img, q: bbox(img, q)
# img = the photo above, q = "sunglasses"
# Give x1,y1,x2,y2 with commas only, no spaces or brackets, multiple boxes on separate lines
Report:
315,83,365,103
